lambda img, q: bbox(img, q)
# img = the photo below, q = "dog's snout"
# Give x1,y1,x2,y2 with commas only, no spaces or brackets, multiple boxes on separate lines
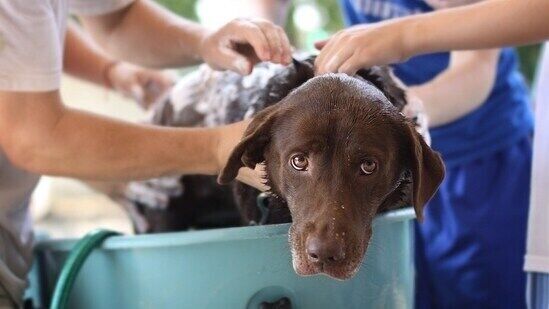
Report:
305,235,345,264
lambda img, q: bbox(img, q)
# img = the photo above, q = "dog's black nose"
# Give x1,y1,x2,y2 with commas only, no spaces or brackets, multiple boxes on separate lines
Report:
305,235,345,264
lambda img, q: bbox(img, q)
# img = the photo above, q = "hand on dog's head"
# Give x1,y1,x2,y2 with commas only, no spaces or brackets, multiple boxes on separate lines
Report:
218,59,444,279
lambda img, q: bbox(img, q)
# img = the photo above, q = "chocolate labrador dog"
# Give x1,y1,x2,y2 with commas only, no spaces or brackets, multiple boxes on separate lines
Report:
119,56,444,280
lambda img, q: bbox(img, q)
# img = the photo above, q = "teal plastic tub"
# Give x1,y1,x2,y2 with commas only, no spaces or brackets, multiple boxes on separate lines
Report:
30,208,415,309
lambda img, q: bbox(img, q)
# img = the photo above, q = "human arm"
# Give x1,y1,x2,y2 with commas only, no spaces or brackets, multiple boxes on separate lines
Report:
315,0,549,74
78,0,291,74
64,23,174,107
247,0,291,25
0,91,264,188
409,49,499,127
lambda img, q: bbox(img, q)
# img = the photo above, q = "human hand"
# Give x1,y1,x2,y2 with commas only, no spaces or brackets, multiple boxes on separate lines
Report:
404,89,431,144
214,120,269,191
106,62,174,109
402,90,425,120
314,20,413,75
199,18,292,75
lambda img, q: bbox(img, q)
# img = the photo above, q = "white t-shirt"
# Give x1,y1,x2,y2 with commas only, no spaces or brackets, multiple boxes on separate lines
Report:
0,0,133,304
525,43,549,274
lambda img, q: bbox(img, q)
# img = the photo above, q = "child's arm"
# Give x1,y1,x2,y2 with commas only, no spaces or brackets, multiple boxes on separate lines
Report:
410,49,499,127
64,23,174,108
315,0,549,74
79,0,291,74
247,0,291,26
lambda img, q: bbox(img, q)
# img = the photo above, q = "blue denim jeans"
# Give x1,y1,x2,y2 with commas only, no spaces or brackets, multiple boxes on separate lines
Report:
527,272,549,309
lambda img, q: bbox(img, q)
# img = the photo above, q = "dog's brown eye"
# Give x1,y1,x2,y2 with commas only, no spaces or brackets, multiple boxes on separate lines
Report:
290,154,309,171
360,159,377,175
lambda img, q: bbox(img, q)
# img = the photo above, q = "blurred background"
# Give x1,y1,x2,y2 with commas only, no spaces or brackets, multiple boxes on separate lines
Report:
32,0,542,238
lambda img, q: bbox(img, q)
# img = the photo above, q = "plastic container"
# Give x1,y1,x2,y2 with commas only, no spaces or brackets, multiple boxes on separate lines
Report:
31,208,415,309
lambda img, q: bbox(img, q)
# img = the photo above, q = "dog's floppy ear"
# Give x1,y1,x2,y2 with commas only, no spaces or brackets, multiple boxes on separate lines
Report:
217,105,279,184
402,122,445,221
357,66,408,110
291,57,315,87
261,58,315,106
292,57,315,81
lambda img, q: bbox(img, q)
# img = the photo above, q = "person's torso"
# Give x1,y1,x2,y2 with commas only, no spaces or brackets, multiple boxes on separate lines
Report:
525,43,549,272
0,0,135,303
0,0,66,303
340,0,534,167
0,0,65,256
0,149,38,304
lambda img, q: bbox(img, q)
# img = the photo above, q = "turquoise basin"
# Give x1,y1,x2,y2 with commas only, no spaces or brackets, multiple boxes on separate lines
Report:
30,208,415,309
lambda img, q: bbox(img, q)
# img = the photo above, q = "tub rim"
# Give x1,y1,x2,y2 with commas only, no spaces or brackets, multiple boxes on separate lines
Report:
35,208,414,252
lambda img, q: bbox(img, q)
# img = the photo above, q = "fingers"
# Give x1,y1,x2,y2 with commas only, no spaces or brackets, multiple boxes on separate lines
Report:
316,50,353,75
276,26,292,64
218,47,254,75
229,19,292,65
236,165,270,192
314,39,328,50
132,70,174,108
232,20,272,62
249,19,292,65
337,54,362,76
315,33,340,63
254,20,283,64
129,84,145,104
202,18,293,74
314,34,338,73
136,70,173,88
109,62,175,108
315,33,354,75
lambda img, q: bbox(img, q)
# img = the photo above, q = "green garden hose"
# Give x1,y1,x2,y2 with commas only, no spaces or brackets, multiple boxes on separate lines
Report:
50,229,120,309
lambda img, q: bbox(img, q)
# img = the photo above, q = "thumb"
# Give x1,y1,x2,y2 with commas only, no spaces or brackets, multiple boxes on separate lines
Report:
314,39,328,50
217,47,253,75
129,83,145,104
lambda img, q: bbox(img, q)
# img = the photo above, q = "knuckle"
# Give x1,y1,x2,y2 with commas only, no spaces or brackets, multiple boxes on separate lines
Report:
254,18,271,25
358,49,370,60
232,17,248,24
336,30,348,38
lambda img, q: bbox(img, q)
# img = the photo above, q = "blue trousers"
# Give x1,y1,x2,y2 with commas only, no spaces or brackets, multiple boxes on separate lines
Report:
527,272,549,309
415,137,532,309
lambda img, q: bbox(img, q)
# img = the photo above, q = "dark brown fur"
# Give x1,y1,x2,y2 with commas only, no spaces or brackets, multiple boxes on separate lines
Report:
131,57,445,279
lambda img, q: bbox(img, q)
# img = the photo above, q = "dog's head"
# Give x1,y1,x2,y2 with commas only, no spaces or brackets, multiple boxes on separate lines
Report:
219,59,444,280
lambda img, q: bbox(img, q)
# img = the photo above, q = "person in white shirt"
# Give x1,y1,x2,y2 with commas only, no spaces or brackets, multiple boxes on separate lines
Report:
314,0,548,307
0,0,291,306
526,44,549,309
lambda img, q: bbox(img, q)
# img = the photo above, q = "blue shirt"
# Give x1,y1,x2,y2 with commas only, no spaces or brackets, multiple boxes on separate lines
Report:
341,0,534,167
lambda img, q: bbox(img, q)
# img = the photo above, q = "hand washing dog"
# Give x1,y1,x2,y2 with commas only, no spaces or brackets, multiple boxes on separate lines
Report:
118,56,445,280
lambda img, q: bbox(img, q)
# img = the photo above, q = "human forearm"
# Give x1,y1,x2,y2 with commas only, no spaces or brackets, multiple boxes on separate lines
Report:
80,0,291,75
63,23,116,87
248,0,291,25
316,0,549,74
31,110,218,180
0,92,219,181
79,0,206,68
64,23,175,108
405,0,549,56
410,49,499,127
